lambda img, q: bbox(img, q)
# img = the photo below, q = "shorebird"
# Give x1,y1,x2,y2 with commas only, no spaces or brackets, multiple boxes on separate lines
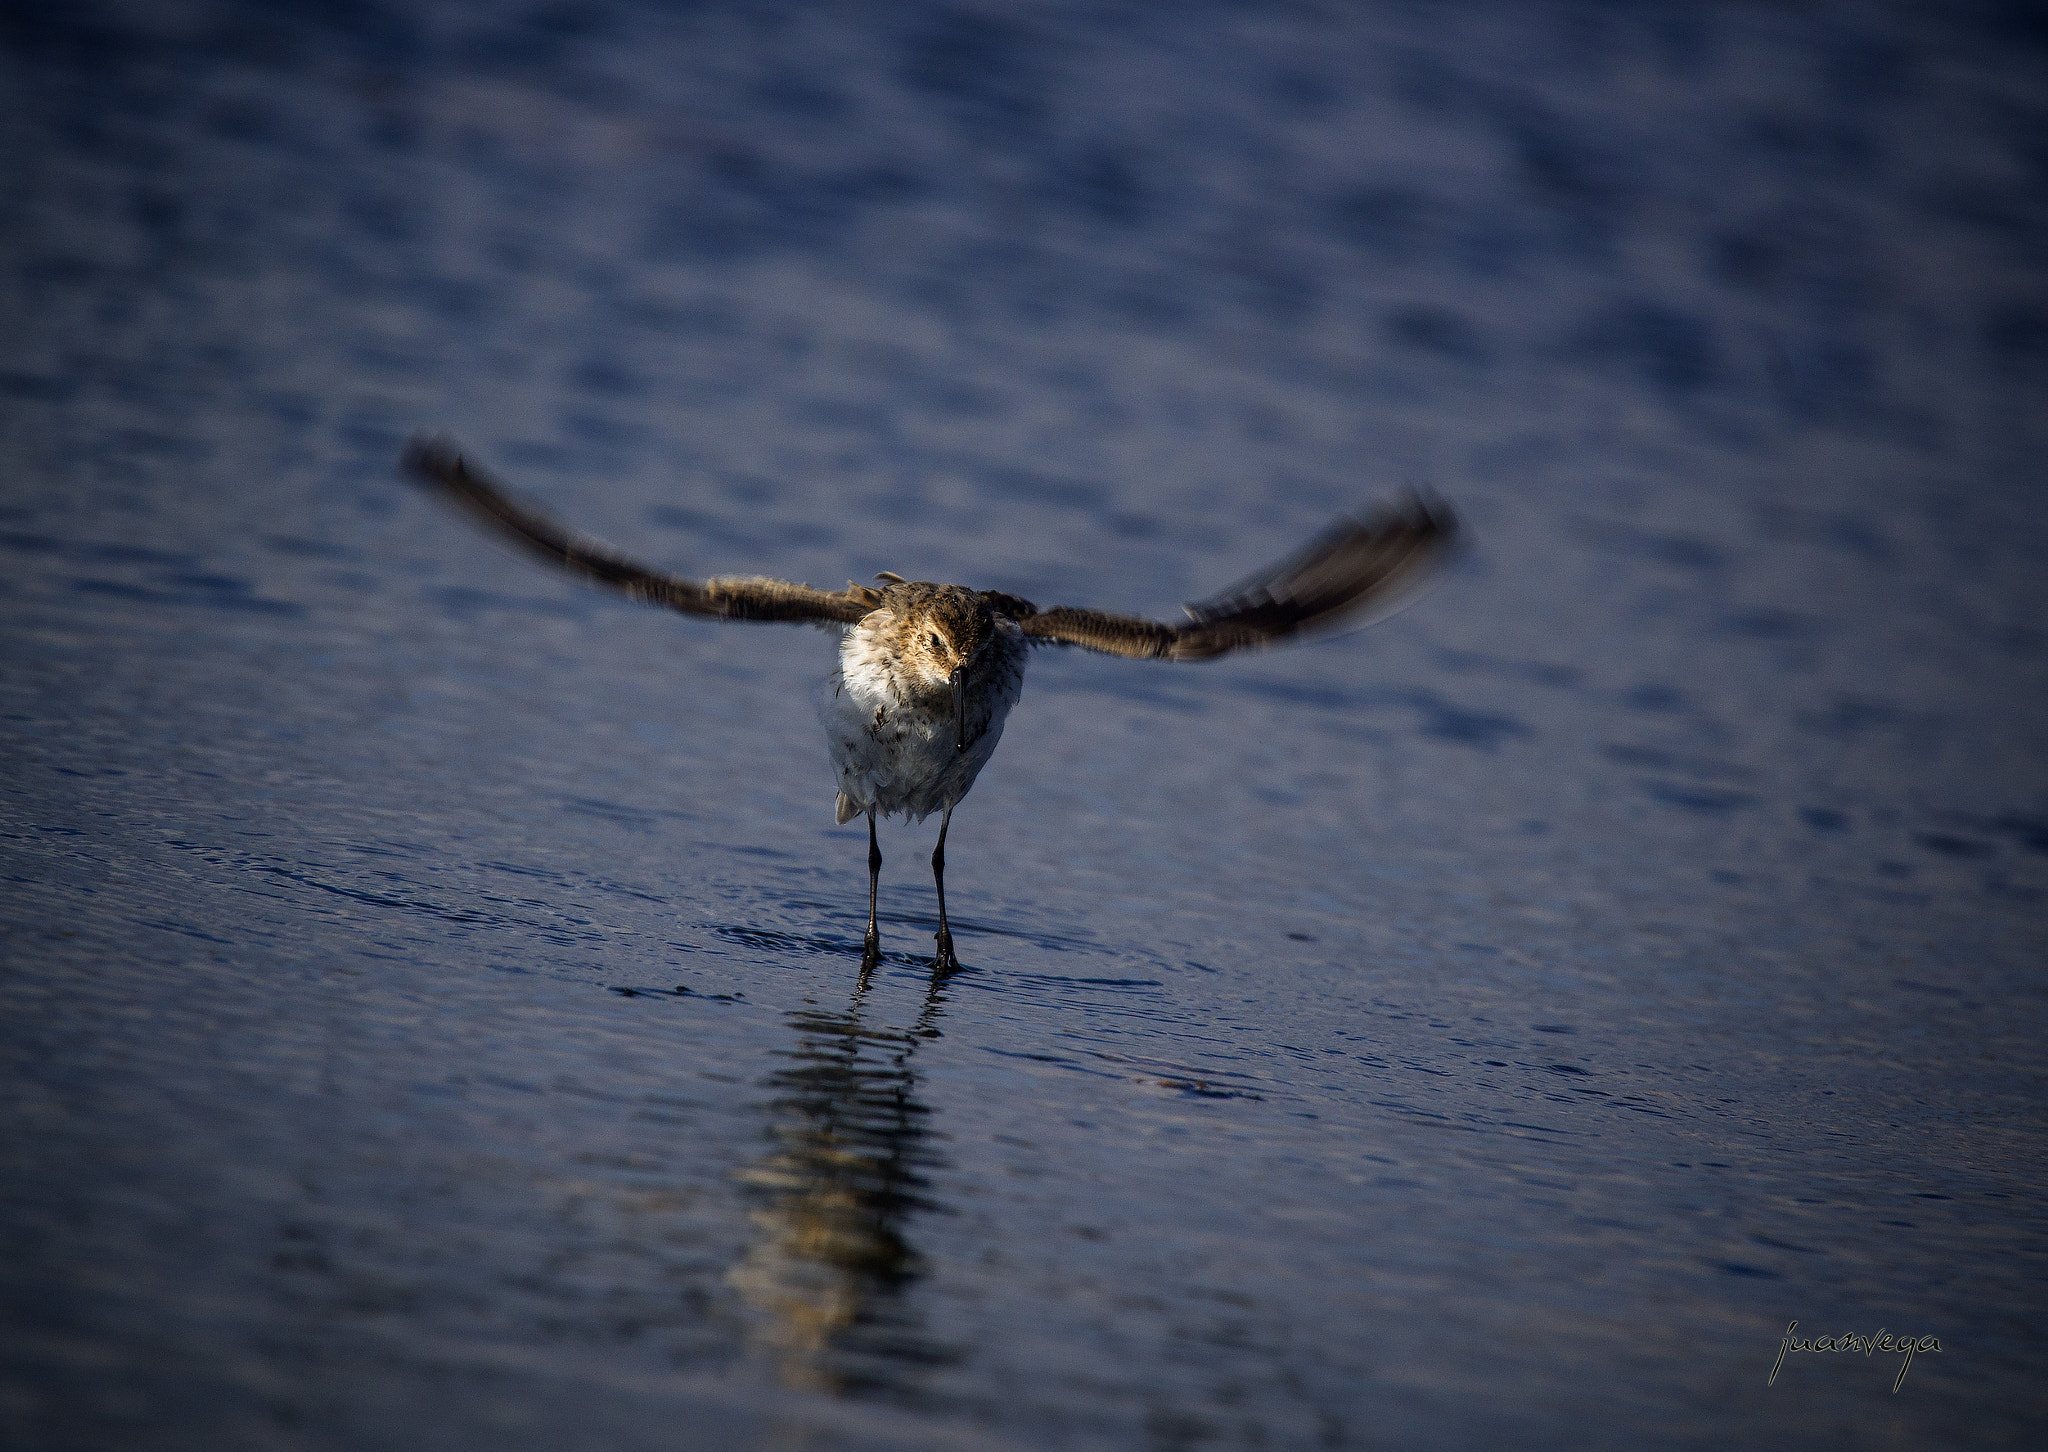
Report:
401,437,1456,975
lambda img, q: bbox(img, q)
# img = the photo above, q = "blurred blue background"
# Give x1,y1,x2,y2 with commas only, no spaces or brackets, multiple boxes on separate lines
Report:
2,2,2044,1447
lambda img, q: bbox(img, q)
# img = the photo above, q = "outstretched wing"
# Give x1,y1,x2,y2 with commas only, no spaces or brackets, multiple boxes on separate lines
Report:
401,437,874,626
1014,493,1456,660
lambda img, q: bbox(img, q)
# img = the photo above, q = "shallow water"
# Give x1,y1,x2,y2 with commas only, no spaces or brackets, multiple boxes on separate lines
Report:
2,2,2045,1447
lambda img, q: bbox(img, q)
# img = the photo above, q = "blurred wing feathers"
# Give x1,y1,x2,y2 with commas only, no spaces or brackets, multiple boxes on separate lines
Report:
1017,493,1456,660
1015,607,1179,658
401,437,871,626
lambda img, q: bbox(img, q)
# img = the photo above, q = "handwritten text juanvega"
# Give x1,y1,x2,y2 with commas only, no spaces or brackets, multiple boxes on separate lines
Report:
1769,1321,1943,1392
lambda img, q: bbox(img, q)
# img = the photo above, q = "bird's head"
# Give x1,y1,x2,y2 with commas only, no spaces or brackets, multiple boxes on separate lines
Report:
893,586,996,750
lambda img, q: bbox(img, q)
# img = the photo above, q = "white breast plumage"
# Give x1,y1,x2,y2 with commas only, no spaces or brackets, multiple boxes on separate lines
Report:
822,613,1027,824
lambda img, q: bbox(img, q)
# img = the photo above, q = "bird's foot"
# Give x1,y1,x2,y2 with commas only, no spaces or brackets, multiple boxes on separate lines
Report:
861,930,881,973
933,928,959,977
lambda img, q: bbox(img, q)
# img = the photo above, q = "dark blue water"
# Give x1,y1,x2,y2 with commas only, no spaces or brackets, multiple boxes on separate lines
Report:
3,2,2044,1446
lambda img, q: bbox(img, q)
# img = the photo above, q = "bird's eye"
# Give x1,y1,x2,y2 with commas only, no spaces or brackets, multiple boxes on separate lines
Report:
930,633,944,653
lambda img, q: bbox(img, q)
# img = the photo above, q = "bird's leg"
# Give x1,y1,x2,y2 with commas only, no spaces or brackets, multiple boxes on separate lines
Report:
931,805,958,976
862,810,882,975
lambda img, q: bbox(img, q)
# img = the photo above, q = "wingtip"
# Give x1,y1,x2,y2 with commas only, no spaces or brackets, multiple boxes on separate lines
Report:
1372,484,1459,538
1348,486,1462,558
1410,485,1461,542
1169,486,1464,651
399,432,464,486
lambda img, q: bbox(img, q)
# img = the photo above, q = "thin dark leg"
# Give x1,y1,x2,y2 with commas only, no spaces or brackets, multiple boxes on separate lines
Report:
931,805,958,975
862,810,882,974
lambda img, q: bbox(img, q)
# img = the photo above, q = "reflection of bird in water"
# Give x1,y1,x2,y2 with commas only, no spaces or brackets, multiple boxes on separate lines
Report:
727,979,950,1397
403,437,1457,972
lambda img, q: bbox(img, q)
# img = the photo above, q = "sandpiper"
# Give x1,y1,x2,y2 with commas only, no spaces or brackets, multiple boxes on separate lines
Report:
402,437,1456,974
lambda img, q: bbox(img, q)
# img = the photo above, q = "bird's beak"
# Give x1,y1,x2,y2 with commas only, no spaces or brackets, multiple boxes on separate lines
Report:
951,666,967,753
